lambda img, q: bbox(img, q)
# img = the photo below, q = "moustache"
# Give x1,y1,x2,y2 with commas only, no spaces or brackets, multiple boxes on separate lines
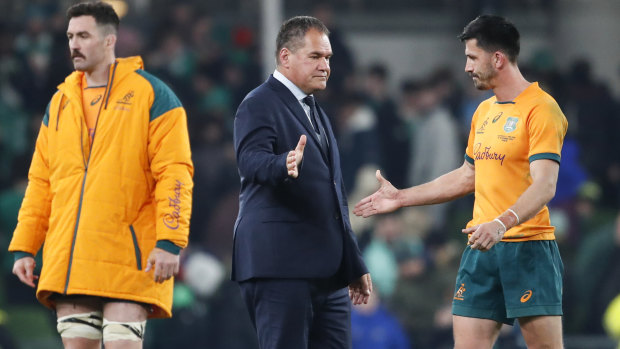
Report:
71,51,85,59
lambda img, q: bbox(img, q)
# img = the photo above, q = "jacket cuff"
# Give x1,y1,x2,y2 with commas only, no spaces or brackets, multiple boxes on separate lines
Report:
13,251,34,263
156,240,182,255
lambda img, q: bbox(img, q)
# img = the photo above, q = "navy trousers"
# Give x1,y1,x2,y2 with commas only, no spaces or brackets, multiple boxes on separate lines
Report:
238,278,351,349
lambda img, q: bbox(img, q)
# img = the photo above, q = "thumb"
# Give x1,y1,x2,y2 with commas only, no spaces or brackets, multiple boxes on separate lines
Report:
144,254,155,272
376,170,387,184
296,135,307,153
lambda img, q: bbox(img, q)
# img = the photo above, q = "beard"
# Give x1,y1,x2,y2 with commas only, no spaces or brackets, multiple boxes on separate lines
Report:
470,63,497,90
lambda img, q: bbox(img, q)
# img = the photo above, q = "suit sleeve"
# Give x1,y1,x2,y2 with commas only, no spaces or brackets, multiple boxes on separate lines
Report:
9,104,53,256
147,84,193,249
234,96,289,186
340,176,369,279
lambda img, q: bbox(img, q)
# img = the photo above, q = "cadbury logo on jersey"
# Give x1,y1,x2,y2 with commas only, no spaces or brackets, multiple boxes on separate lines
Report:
473,143,506,165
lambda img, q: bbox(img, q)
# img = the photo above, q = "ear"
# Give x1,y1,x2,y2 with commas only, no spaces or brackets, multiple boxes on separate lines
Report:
105,34,117,49
278,47,290,68
493,51,506,69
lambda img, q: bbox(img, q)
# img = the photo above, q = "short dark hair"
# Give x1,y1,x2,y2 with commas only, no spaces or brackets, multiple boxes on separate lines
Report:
458,15,520,63
275,16,329,65
67,1,120,34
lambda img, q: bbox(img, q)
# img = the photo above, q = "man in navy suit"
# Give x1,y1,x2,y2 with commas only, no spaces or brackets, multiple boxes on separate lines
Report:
233,16,372,349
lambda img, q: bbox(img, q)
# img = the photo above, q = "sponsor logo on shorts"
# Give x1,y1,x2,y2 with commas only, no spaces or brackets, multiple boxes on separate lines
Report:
520,290,533,303
454,283,466,301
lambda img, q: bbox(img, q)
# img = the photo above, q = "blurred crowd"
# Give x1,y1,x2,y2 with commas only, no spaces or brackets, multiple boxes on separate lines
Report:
1,1,620,348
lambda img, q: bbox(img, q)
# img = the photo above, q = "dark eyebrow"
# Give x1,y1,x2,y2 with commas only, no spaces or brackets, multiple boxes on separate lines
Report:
67,30,90,36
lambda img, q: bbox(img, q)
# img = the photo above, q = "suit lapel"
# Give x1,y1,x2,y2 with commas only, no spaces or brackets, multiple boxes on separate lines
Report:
267,76,329,162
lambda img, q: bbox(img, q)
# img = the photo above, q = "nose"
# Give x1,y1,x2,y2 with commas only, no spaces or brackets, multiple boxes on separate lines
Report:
464,61,473,73
69,38,79,50
318,57,330,72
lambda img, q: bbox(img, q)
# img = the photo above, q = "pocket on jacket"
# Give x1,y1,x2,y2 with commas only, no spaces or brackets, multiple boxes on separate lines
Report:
129,225,142,270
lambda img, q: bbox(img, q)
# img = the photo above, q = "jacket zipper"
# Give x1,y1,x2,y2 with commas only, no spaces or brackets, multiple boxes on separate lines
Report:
63,62,119,294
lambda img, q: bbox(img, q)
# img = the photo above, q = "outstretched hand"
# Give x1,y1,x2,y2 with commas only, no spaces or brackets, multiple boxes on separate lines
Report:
352,170,400,217
287,135,306,178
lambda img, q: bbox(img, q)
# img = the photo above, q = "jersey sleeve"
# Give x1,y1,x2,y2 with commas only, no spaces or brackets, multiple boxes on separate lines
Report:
526,98,568,163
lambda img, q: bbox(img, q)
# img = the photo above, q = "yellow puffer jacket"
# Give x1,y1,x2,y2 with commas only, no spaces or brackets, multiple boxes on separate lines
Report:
9,56,193,318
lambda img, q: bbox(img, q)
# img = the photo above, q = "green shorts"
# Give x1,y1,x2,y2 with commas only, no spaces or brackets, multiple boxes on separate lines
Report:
452,240,563,325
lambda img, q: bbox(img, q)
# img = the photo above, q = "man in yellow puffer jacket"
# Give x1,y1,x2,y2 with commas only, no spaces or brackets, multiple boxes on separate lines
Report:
7,2,193,348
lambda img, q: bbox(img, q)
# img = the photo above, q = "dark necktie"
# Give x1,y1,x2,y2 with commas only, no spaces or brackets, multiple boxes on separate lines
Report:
303,95,321,135
303,95,328,154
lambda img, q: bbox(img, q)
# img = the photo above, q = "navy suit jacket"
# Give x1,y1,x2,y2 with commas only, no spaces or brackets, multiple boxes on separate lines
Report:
232,75,368,286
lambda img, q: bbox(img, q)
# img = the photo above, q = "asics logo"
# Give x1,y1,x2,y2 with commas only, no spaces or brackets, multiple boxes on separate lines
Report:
90,94,102,106
520,290,533,303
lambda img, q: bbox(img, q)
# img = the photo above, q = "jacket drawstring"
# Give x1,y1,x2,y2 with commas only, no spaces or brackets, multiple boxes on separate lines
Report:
103,61,118,110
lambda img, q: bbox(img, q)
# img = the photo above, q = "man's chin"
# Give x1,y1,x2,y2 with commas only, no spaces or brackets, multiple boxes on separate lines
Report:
314,81,327,91
473,81,490,91
73,63,87,72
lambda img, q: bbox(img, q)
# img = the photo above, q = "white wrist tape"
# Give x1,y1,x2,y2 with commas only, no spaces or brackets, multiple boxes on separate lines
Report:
507,208,520,224
493,218,507,233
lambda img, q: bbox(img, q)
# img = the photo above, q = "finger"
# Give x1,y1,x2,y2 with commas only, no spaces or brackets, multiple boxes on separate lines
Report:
351,290,358,305
287,151,295,164
25,265,34,284
355,291,364,305
462,225,479,234
376,170,383,183
144,259,153,272
295,135,307,153
361,293,370,305
154,262,163,282
472,237,486,250
353,197,372,211
468,234,478,246
17,269,35,288
362,209,377,218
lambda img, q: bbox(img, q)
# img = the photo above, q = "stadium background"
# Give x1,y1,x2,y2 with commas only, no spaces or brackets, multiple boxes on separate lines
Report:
1,0,619,348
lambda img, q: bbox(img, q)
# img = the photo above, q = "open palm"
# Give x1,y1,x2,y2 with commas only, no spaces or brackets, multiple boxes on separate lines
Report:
353,170,400,217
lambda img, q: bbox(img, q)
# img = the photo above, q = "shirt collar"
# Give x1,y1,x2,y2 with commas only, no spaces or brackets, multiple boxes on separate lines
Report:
273,69,310,101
